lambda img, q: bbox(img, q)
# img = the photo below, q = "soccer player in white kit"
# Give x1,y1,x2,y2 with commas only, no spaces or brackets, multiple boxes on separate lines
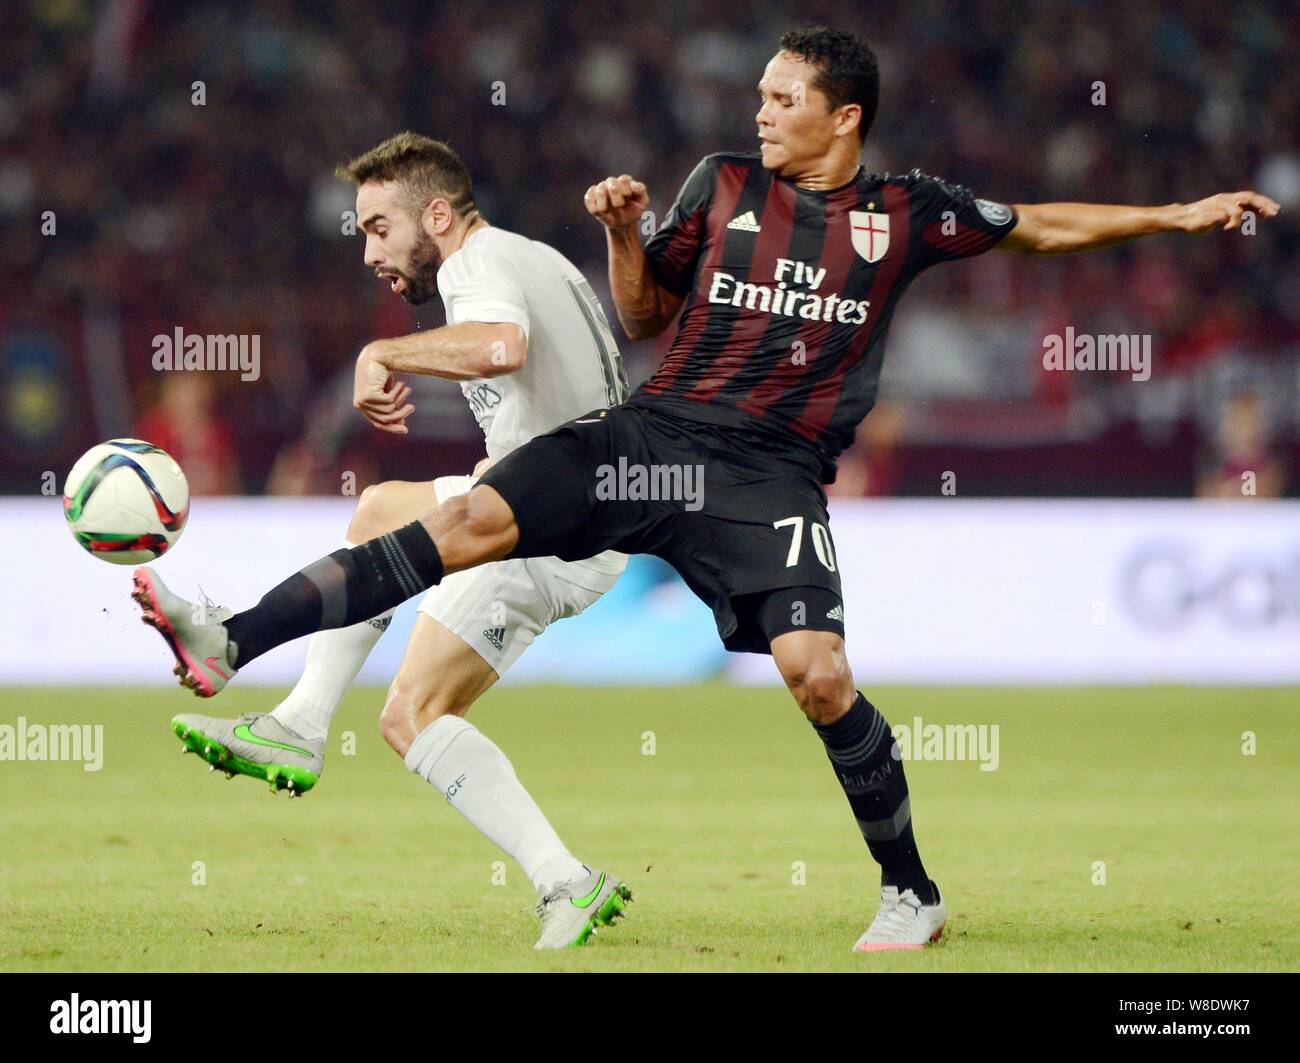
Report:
158,132,633,948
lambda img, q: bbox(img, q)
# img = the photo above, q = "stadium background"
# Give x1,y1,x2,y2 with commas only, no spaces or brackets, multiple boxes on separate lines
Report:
0,0,1297,686
3,0,1297,497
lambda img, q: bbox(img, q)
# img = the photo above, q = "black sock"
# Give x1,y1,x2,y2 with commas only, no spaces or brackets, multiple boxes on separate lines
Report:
225,521,443,668
812,691,937,904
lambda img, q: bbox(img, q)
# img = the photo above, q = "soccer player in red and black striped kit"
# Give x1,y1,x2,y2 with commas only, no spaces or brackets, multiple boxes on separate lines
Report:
137,26,1279,950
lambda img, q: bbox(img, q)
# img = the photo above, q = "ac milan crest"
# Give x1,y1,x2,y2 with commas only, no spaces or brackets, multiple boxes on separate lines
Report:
849,210,890,263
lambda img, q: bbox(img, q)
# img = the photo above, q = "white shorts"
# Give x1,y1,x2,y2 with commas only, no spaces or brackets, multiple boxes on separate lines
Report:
417,474,627,674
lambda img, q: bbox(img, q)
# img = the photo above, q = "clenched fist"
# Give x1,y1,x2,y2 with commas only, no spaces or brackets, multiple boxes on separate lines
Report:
353,345,414,435
585,174,650,231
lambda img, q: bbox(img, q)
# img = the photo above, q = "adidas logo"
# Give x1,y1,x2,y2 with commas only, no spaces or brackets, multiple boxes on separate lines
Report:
825,605,844,622
726,210,761,232
483,627,506,651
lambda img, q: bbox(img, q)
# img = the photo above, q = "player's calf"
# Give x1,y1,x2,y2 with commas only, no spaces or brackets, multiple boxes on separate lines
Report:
393,642,630,947
157,485,519,680
772,630,942,935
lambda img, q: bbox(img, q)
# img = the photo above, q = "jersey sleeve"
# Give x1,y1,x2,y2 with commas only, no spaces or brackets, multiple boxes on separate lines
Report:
643,155,716,295
905,170,1019,269
440,243,531,341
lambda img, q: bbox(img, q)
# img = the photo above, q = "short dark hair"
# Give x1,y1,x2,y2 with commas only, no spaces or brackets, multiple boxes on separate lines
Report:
778,26,880,141
336,131,477,218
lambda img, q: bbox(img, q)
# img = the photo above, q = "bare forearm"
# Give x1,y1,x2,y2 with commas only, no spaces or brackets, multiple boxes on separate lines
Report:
1009,202,1183,254
364,322,523,380
1005,190,1280,254
607,225,678,339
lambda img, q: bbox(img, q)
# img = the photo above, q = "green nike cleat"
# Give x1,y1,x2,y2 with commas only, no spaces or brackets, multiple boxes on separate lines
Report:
172,711,324,796
533,866,632,949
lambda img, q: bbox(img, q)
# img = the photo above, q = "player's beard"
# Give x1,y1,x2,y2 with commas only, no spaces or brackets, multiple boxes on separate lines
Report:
392,230,442,305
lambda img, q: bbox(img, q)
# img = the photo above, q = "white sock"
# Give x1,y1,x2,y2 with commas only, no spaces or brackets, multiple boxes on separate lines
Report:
270,541,394,742
404,715,586,892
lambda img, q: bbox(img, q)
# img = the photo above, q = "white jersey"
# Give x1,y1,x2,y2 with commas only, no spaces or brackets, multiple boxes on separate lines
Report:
437,226,630,463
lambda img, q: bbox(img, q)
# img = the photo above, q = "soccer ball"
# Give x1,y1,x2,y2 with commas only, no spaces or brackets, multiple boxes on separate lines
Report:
63,439,190,564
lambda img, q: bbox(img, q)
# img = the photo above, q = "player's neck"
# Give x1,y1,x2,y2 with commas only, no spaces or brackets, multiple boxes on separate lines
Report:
439,212,490,262
786,148,863,192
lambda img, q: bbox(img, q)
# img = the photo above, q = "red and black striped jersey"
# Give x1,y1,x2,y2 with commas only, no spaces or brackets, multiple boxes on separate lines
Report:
630,152,1018,482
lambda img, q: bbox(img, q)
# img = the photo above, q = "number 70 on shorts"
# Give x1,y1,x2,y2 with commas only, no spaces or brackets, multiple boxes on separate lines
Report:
773,516,837,571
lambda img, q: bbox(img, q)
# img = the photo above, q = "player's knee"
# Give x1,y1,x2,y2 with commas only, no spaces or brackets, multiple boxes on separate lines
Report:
780,651,854,724
349,480,403,542
377,685,406,754
378,677,466,758
792,667,849,723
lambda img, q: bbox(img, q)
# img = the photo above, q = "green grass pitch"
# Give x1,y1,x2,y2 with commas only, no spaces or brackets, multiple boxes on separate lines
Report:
0,684,1296,971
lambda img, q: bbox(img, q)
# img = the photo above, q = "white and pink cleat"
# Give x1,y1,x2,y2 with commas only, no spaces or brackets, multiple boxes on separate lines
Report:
854,883,947,951
131,568,237,698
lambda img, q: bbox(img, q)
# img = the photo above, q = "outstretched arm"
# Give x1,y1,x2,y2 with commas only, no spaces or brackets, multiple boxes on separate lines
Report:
1000,191,1281,254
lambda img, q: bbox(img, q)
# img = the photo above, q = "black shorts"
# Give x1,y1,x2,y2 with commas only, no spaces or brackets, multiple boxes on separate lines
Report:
476,400,845,654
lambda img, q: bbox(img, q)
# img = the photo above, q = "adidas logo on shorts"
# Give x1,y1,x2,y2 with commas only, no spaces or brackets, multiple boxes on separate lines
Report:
825,605,844,622
726,210,761,232
483,627,506,651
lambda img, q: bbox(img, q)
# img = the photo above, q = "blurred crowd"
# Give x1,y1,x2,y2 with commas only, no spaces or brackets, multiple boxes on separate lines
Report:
1,0,1297,497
